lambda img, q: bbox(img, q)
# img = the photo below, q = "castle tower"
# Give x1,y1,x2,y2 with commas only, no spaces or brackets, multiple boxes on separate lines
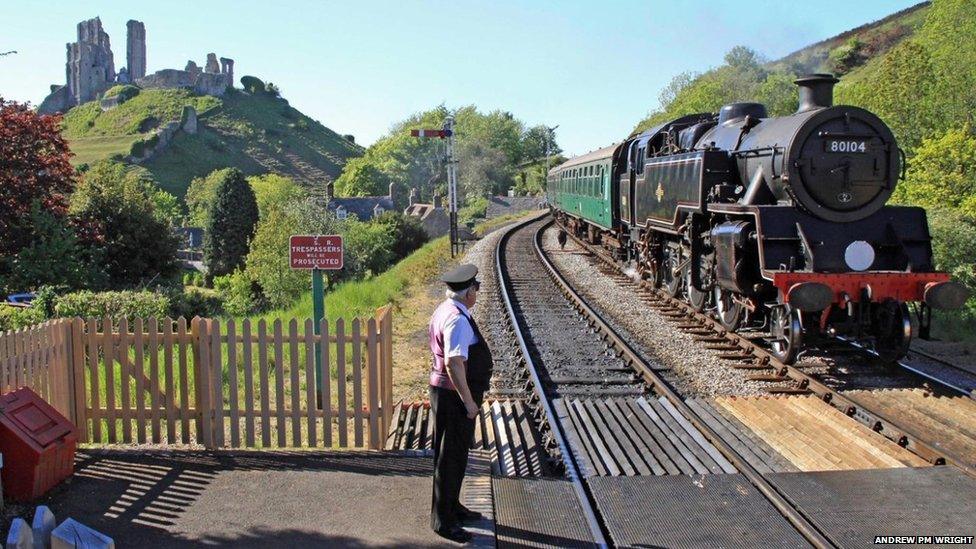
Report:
126,20,146,80
67,17,115,107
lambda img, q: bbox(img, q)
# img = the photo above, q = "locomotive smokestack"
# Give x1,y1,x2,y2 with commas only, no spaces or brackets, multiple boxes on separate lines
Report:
795,73,839,113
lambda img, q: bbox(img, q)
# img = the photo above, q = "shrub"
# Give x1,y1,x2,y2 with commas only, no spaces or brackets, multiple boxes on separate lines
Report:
371,212,428,261
459,196,489,224
214,270,258,317
54,290,170,321
0,305,44,332
169,287,224,318
103,85,140,103
240,75,265,94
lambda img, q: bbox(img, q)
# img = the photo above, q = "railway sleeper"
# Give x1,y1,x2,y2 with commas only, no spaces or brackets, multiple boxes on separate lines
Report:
730,363,773,370
748,374,790,382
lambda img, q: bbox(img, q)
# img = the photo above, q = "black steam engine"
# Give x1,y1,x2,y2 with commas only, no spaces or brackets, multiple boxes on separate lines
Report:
548,74,968,363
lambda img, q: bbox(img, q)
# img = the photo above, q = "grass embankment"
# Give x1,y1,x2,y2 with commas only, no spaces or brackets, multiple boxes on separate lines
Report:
68,135,144,166
63,89,221,138
255,212,535,402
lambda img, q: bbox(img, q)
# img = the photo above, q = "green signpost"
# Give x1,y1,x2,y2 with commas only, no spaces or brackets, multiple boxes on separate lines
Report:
289,235,344,402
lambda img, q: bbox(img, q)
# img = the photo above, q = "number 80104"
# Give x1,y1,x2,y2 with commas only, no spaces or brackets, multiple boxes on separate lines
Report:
825,140,867,153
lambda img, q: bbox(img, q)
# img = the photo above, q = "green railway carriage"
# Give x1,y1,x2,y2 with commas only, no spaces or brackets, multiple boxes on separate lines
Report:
546,143,618,230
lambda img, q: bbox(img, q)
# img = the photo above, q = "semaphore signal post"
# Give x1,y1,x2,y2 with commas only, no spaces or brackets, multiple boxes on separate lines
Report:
410,116,460,257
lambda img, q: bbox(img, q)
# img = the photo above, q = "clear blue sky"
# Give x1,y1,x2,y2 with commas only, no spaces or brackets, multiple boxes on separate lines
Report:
1,0,921,156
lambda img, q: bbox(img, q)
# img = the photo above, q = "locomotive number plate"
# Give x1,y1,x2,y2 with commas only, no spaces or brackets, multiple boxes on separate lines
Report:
824,139,868,153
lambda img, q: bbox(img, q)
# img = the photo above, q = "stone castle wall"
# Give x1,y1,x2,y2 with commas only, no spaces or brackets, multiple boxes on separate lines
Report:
39,17,234,115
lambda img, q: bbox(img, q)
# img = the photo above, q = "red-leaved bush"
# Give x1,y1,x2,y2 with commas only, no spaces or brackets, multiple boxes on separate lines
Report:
0,97,76,257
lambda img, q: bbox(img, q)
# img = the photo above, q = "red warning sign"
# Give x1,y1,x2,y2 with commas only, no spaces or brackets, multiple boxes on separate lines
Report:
289,235,344,270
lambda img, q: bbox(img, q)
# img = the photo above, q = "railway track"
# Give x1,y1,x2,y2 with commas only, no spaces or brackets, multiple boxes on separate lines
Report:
495,215,833,547
553,216,976,480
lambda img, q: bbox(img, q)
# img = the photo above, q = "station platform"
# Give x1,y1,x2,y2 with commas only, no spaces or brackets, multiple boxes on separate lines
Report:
29,448,486,548
33,396,973,548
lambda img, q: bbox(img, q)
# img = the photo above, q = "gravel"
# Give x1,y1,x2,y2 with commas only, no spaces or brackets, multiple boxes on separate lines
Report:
460,214,545,396
542,226,773,398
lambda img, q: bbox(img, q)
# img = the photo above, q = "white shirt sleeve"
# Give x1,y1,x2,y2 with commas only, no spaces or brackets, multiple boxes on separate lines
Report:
443,314,477,360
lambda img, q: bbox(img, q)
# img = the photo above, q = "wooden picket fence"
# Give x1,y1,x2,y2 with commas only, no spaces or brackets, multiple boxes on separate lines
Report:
0,318,75,420
0,307,395,450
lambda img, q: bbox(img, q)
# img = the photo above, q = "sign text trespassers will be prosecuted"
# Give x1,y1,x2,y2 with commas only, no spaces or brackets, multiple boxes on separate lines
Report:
289,235,344,270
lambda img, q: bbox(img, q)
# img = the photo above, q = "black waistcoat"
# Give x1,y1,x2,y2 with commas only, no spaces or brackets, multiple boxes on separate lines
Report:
459,310,493,394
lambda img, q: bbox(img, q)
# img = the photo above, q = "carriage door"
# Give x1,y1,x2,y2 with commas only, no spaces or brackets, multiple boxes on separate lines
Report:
620,142,638,225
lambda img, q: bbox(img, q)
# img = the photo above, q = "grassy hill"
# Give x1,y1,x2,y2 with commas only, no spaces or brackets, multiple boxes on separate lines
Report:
769,2,929,77
63,87,363,200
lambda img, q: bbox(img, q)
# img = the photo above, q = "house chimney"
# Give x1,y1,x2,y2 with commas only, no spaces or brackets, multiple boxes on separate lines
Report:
795,73,839,113
433,194,442,208
388,182,396,200
409,187,417,207
326,181,334,199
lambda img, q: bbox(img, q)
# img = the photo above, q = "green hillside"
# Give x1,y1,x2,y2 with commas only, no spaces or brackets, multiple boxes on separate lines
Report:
63,87,363,200
633,2,930,134
769,2,929,76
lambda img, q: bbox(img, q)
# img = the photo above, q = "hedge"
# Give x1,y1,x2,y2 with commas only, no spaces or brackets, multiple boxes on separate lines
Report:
54,290,170,321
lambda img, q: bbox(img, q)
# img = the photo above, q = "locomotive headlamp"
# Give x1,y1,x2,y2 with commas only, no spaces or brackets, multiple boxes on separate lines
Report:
844,241,875,271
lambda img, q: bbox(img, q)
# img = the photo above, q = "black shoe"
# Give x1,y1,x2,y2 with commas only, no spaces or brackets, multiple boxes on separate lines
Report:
456,504,483,522
434,525,472,544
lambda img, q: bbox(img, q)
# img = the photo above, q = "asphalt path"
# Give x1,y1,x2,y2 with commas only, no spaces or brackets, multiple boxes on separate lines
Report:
32,449,461,548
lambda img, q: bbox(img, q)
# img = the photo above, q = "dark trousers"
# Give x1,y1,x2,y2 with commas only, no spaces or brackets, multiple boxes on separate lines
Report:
430,385,483,531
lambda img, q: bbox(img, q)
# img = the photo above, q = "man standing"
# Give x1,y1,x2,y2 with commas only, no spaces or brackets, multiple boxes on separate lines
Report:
428,264,494,543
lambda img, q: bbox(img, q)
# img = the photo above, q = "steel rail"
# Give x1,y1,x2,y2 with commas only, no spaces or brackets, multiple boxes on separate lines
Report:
535,218,835,548
899,346,976,399
557,218,976,480
495,214,608,548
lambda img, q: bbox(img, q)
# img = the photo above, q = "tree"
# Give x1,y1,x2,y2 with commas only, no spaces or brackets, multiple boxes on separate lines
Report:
896,125,976,218
240,75,265,94
520,125,562,163
458,141,511,199
244,197,344,309
70,161,181,287
1,204,101,291
186,167,235,227
371,211,428,262
0,97,75,274
756,72,798,116
204,168,259,281
658,71,698,112
724,45,765,69
248,173,307,219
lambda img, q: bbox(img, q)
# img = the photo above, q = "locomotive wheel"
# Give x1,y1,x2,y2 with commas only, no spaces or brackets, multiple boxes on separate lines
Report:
714,288,744,331
685,266,710,311
874,301,912,363
769,305,803,364
661,247,682,297
685,251,713,312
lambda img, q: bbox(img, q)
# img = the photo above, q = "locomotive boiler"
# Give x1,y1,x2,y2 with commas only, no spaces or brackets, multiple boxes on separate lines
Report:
548,74,968,363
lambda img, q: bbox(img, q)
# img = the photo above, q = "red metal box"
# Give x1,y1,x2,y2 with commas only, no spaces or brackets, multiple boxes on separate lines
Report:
0,387,78,501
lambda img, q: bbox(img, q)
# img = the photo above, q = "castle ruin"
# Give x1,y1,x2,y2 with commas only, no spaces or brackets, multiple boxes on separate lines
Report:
39,17,235,114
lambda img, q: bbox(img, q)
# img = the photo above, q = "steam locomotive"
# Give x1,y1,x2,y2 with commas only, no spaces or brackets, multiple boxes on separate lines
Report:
547,74,968,363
